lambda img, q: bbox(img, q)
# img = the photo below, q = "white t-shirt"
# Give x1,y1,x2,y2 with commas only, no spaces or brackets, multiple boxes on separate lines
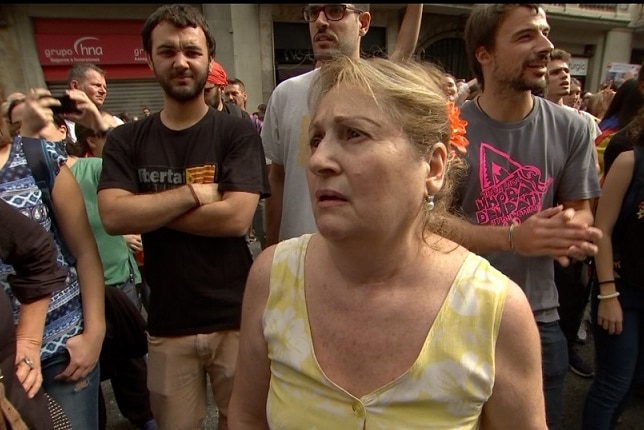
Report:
261,69,319,242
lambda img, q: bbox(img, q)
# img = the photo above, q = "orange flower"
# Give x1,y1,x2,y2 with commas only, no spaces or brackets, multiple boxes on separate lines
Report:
447,101,468,155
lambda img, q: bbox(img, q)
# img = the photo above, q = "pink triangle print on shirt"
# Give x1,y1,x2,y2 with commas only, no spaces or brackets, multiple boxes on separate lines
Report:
475,143,553,226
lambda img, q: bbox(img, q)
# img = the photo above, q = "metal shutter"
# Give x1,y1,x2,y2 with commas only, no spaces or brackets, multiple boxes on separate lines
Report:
47,79,164,119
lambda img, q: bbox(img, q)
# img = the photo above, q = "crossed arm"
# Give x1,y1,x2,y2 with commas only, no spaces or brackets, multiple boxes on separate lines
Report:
98,183,259,238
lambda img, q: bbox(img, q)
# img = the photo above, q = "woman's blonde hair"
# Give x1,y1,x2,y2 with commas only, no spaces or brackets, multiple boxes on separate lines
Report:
308,56,466,243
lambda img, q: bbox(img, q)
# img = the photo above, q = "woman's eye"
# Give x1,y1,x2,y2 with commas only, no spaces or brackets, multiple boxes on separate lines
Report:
309,136,322,148
346,128,363,139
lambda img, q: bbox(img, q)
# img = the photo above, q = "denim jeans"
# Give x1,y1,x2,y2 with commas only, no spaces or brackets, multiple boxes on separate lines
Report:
582,278,644,429
538,320,569,430
41,351,100,429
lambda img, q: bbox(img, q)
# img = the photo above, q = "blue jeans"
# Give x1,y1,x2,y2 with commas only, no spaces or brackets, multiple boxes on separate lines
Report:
41,351,100,429
582,278,644,429
539,320,569,430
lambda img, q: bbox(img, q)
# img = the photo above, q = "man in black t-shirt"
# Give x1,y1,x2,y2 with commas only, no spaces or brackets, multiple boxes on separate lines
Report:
97,5,270,429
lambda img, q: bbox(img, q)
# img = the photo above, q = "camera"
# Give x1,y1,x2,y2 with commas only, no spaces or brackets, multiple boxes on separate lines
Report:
50,95,81,115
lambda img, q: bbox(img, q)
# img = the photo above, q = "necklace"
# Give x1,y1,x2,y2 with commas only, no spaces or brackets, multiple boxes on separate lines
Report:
475,95,535,121
475,96,490,118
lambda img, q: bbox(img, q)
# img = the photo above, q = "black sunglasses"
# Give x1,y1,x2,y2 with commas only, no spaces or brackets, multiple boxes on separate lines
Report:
302,5,363,22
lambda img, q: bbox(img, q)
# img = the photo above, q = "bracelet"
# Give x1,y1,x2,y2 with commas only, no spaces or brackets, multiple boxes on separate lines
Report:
187,183,201,206
597,292,620,300
508,222,518,253
598,280,615,286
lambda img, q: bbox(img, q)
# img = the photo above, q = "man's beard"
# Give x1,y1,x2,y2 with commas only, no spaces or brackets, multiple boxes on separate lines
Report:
494,64,547,93
156,68,209,102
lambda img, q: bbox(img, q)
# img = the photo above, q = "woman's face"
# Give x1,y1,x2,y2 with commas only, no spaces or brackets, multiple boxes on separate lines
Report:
39,121,66,142
307,83,433,241
443,76,457,101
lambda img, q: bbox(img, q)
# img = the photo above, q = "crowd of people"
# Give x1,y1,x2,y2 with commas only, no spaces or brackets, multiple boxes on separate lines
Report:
1,3,644,430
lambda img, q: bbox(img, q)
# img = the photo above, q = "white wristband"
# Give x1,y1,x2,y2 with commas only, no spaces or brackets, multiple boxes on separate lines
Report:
597,292,620,300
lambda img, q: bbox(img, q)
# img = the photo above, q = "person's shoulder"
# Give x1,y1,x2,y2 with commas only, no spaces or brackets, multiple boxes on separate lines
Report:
110,114,154,135
77,156,103,168
71,156,102,178
274,69,319,93
612,125,630,139
74,156,102,166
112,115,125,126
540,97,586,125
212,106,259,133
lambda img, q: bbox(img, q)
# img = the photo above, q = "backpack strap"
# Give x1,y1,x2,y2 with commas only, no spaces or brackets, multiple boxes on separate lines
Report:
20,137,76,266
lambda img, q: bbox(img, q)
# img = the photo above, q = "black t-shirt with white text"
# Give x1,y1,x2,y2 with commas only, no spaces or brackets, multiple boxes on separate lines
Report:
99,108,270,336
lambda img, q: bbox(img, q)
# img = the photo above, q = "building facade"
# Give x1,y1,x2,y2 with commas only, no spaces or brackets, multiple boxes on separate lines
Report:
1,4,643,116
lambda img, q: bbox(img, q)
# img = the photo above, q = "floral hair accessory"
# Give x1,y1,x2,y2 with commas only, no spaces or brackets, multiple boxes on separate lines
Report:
447,101,468,156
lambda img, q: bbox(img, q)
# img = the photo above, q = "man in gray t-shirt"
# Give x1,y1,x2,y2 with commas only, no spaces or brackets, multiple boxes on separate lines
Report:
457,5,602,430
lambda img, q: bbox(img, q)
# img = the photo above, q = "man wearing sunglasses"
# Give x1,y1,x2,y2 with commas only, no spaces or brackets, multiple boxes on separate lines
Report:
262,4,423,247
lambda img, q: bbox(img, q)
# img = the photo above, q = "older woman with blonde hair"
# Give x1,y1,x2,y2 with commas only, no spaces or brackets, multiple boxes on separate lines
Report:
229,56,546,429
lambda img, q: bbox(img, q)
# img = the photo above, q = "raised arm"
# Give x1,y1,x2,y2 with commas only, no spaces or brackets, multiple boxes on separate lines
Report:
390,4,423,62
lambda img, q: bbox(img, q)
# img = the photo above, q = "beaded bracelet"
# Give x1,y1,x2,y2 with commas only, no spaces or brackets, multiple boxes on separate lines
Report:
597,292,620,300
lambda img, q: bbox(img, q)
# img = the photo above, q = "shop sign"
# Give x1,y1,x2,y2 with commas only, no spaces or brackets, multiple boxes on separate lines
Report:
35,34,147,66
569,57,588,76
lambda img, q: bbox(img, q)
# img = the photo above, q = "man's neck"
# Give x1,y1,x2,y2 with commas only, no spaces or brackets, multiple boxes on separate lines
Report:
161,97,210,130
546,94,564,106
477,89,535,123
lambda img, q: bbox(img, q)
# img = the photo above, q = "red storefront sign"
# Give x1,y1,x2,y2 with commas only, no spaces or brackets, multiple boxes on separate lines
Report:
35,34,147,66
33,18,153,81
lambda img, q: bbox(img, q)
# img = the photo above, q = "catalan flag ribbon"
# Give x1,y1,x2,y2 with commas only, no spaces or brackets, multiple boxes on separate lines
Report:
186,164,216,184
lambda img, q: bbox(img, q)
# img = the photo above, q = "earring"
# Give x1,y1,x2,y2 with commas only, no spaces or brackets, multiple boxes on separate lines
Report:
424,194,435,211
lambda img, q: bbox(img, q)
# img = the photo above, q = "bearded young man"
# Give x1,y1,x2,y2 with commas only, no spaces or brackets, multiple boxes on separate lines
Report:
97,4,270,429
454,5,602,429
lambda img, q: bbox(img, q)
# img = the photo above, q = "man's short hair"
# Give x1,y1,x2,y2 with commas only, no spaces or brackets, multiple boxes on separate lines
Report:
351,4,370,12
550,48,571,63
67,63,105,86
142,4,216,59
227,78,246,91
